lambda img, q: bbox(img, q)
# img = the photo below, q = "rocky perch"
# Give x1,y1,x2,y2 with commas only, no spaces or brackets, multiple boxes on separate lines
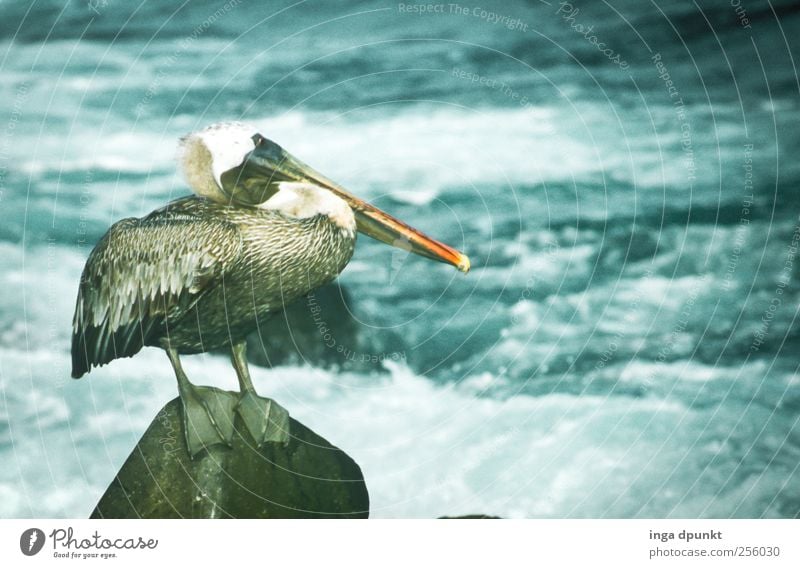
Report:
91,393,369,518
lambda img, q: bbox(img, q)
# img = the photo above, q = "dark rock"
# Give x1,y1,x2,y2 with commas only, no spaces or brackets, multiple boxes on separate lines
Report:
91,394,369,519
438,514,502,519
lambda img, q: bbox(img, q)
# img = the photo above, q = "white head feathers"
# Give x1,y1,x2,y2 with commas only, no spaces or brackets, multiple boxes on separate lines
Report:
179,121,259,202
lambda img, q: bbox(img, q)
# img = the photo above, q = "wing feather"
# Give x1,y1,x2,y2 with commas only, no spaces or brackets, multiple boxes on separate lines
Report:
71,202,241,377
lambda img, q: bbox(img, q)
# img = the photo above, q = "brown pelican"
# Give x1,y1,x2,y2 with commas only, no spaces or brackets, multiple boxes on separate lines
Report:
71,122,469,456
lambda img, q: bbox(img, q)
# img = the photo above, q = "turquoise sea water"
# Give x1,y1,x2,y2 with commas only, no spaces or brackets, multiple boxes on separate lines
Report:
1,0,799,517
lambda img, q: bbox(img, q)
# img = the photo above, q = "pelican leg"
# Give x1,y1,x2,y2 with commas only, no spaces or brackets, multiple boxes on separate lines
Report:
231,341,290,446
164,346,235,457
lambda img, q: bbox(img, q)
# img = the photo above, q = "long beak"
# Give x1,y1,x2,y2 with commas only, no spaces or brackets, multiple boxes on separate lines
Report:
222,136,471,273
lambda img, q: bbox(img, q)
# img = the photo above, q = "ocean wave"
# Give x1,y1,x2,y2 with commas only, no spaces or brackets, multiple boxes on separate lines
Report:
0,349,797,518
5,102,754,203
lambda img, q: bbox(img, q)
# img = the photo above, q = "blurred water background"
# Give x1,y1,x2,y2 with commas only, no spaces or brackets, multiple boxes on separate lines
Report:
1,0,799,518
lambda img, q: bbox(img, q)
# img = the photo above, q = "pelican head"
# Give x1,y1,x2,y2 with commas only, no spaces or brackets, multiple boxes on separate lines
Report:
180,121,470,273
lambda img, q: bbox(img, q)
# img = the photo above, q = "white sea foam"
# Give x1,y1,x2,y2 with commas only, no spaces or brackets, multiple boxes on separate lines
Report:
8,102,736,200
1,343,796,518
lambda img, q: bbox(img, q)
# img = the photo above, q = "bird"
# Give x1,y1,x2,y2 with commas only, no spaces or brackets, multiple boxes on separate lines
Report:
71,121,470,457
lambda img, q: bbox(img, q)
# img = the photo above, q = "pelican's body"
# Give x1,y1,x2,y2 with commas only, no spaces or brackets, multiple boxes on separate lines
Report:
73,193,355,370
71,122,469,456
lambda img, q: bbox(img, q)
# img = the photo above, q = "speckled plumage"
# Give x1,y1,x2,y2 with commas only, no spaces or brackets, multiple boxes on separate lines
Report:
71,196,356,378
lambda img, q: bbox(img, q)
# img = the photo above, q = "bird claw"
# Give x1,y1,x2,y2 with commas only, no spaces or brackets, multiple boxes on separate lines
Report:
180,386,237,458
235,391,290,447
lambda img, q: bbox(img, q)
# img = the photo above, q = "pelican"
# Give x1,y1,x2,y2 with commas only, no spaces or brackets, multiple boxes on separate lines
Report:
71,122,469,456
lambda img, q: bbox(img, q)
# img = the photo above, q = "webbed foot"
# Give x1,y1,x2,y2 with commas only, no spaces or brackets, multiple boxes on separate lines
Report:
180,386,237,458
235,391,290,447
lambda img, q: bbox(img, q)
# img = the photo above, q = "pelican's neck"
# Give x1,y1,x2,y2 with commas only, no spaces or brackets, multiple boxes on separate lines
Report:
180,136,229,203
259,182,356,234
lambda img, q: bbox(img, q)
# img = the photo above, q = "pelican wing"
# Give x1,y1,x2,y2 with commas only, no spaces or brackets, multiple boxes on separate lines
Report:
71,201,242,377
